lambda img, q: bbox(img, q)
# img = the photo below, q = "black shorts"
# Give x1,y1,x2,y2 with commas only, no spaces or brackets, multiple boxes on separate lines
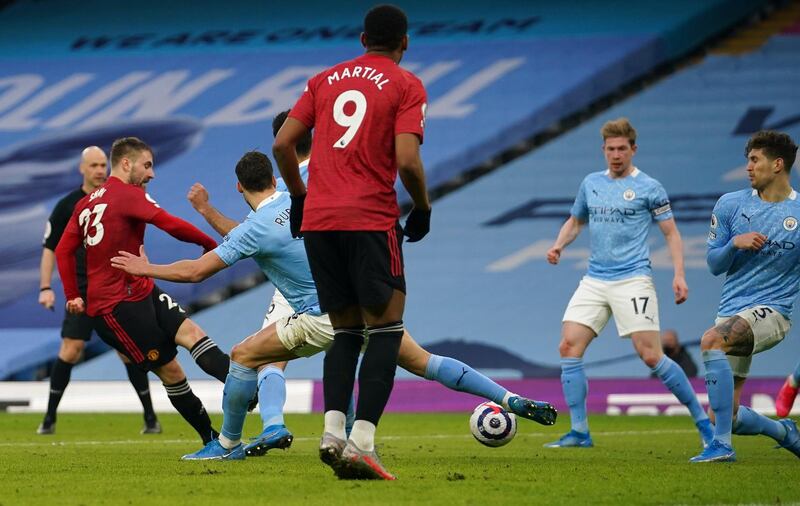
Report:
303,223,405,313
61,311,94,341
92,285,187,371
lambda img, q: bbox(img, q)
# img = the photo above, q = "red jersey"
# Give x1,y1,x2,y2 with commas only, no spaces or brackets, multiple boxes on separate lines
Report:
56,176,217,316
289,53,427,231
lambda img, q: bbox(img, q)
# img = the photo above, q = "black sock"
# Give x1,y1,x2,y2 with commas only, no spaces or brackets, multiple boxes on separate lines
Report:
163,379,215,443
124,363,157,423
323,327,365,413
355,321,403,425
44,358,74,424
190,336,230,383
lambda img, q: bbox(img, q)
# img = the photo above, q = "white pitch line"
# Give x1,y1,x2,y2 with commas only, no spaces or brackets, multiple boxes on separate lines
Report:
0,429,697,448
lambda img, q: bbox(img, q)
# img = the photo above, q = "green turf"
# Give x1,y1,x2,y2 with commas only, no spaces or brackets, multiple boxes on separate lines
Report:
1,412,798,505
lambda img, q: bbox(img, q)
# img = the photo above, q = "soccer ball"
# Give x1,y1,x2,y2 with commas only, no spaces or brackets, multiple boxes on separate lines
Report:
469,402,517,447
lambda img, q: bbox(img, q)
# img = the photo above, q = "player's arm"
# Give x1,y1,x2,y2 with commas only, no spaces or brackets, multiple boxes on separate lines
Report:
187,182,238,236
111,246,227,283
149,210,218,252
706,198,765,276
657,218,688,304
38,248,56,310
54,216,85,314
396,133,432,242
547,216,585,264
273,117,309,197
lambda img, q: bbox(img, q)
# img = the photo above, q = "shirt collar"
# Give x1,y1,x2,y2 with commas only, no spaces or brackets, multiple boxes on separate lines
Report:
256,191,282,211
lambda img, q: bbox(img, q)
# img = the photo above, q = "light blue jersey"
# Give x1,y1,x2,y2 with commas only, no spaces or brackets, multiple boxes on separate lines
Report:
708,189,800,319
214,191,321,315
570,167,673,280
275,158,309,192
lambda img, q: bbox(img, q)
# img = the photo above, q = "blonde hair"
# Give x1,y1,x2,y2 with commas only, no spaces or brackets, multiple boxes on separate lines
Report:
601,118,637,146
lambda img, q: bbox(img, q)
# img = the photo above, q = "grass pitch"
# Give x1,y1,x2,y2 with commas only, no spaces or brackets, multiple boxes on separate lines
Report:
1,412,798,505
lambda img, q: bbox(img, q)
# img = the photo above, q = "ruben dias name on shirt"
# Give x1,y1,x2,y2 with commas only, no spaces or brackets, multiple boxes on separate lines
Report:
326,65,389,90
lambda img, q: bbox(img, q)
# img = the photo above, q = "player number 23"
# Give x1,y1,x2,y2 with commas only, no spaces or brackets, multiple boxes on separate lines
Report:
78,203,108,246
332,89,367,149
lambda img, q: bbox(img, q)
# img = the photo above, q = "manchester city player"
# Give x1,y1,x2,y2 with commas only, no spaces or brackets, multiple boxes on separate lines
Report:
691,130,800,463
113,150,556,461
545,118,713,449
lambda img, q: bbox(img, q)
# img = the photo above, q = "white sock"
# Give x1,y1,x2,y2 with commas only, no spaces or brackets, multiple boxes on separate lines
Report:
324,410,347,440
218,434,239,450
349,420,376,451
501,391,514,410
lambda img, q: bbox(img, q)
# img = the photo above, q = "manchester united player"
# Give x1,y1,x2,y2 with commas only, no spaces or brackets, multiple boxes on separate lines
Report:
37,146,159,436
55,137,228,444
274,5,431,480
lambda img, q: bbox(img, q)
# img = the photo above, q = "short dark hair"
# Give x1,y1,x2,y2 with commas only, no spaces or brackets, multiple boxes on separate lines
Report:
110,137,152,168
272,109,312,156
363,4,407,51
746,130,798,173
235,151,274,192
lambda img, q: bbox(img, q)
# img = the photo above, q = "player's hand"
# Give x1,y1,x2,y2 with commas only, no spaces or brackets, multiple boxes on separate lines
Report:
403,207,431,242
546,246,562,265
673,275,688,305
39,288,55,311
733,232,767,251
66,297,85,315
290,194,305,238
110,246,150,276
187,183,211,214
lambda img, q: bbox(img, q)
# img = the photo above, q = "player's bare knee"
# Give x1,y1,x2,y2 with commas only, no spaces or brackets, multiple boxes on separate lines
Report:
640,351,661,369
59,339,84,363
558,338,582,358
700,328,724,351
230,341,253,366
175,318,206,349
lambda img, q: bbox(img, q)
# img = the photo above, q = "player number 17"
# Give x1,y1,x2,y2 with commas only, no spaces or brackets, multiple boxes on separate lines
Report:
630,297,649,315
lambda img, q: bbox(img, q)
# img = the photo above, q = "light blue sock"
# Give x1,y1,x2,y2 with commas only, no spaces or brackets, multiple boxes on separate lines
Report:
703,350,734,445
221,361,258,441
424,354,506,404
561,358,589,434
257,365,286,430
733,405,787,442
652,355,708,423
792,361,800,386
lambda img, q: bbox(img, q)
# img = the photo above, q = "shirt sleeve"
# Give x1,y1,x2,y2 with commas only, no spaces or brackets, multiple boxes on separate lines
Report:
707,196,733,248
125,188,162,222
395,76,427,143
570,178,589,221
55,213,83,300
649,181,673,222
213,221,260,266
288,78,316,129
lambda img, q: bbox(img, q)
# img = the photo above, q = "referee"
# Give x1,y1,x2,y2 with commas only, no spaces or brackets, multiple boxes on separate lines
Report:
37,146,160,435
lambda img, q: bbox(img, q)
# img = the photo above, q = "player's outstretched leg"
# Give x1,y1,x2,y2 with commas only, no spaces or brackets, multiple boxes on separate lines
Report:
189,335,230,383
650,355,713,447
422,353,556,426
690,350,735,463
245,365,293,457
732,405,799,458
776,363,800,417
182,361,255,461
544,357,592,448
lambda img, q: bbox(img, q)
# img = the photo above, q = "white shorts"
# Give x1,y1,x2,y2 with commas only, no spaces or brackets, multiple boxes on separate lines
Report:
262,289,294,330
714,305,791,378
562,275,660,337
275,311,335,358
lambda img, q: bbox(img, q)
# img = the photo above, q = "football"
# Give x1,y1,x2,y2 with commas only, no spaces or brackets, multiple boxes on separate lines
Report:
469,402,517,447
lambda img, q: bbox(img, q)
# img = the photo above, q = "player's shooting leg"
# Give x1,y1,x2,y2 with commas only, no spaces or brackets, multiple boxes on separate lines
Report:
175,318,230,383
155,359,215,444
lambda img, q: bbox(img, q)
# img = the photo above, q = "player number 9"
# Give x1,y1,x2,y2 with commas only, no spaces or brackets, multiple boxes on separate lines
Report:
332,89,367,149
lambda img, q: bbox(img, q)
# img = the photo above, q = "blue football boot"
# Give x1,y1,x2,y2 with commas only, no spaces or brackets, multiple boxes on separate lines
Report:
697,418,714,448
543,430,593,448
689,439,736,463
508,396,557,426
181,439,245,461
777,419,800,458
243,425,293,457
